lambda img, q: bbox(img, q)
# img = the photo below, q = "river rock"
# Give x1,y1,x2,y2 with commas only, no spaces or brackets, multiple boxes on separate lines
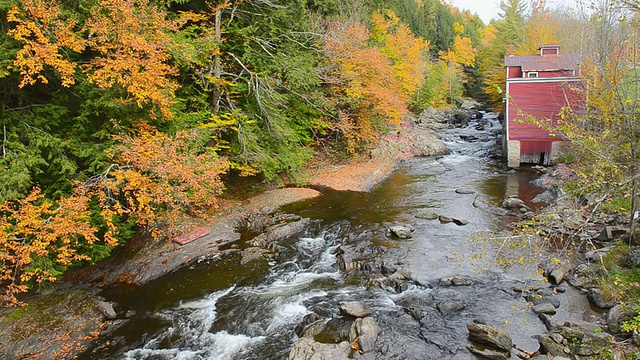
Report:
288,338,351,360
295,313,323,337
438,215,454,224
466,323,512,352
539,313,561,330
455,188,476,195
502,197,525,209
241,247,269,265
532,302,557,315
467,344,510,360
386,225,414,239
452,217,469,226
606,304,637,334
531,190,556,204
586,288,615,309
542,260,572,284
526,288,560,308
415,211,439,220
339,301,370,318
439,275,477,286
437,299,468,315
316,318,352,343
349,317,380,353
460,99,480,111
97,300,117,320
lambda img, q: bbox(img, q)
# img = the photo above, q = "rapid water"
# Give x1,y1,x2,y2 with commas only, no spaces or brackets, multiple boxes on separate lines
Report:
81,114,594,359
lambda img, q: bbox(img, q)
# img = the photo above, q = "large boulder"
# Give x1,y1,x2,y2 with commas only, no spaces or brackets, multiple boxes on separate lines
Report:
288,338,351,360
606,304,637,334
467,323,513,353
339,301,371,318
349,317,381,353
386,225,414,239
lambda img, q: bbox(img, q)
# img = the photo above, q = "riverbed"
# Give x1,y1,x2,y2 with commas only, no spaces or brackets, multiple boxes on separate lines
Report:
78,113,597,359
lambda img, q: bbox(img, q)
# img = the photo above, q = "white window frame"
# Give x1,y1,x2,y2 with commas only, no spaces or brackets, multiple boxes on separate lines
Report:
528,72,539,78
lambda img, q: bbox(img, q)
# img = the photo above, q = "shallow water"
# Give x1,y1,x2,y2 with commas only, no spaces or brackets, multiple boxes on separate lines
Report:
80,114,596,360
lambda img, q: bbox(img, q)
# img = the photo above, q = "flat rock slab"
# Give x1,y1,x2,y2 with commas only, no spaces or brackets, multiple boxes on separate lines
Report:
173,227,211,245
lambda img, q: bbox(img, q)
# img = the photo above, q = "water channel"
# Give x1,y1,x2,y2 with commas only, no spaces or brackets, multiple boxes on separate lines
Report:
82,113,596,359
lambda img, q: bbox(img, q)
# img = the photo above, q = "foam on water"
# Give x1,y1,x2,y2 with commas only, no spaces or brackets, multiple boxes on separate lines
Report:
124,287,266,360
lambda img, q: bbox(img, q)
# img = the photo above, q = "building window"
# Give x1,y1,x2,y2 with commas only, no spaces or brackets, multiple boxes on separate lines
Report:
528,72,538,78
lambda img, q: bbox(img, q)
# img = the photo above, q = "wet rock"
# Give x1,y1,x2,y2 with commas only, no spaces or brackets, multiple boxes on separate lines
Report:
288,338,351,360
339,301,370,318
606,304,637,334
622,248,640,268
295,313,323,337
467,344,510,360
539,313,561,330
502,197,525,209
455,188,476,195
452,217,469,226
349,317,380,353
525,288,560,308
532,302,557,315
335,242,385,273
439,275,477,286
437,299,468,315
586,288,615,309
460,99,480,111
415,211,439,220
241,247,269,265
267,219,315,242
438,215,454,224
97,300,117,320
314,317,353,344
389,266,412,281
386,225,414,239
466,323,513,352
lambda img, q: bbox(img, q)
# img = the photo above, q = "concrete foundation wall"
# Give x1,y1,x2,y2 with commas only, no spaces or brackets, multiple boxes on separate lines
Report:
507,140,521,168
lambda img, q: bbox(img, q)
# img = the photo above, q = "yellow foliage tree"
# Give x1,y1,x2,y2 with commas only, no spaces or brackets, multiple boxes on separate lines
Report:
0,188,102,306
7,0,84,87
90,123,230,239
323,10,428,151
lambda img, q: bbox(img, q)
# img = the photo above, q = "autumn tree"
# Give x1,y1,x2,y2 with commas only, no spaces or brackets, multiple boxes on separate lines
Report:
323,10,428,151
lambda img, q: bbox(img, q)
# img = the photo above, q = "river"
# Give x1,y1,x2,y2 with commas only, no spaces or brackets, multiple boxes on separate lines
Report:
80,113,596,359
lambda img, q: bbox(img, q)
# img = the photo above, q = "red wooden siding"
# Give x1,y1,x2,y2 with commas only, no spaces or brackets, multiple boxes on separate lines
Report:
536,70,574,78
508,66,522,78
507,80,582,142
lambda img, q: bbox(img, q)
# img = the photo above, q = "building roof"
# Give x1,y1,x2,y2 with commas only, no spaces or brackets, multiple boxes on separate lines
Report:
504,53,580,72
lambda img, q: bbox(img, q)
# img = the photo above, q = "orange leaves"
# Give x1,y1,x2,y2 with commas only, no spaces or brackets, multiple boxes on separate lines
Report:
0,188,98,306
7,0,84,87
8,0,186,118
85,0,180,118
93,123,229,239
323,10,428,148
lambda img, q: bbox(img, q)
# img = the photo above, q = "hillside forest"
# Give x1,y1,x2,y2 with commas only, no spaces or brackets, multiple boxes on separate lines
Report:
0,0,639,314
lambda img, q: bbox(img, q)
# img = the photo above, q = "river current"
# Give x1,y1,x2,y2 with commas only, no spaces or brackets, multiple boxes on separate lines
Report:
82,113,595,359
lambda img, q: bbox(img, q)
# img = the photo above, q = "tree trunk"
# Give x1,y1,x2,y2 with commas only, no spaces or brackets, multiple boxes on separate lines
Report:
213,8,222,114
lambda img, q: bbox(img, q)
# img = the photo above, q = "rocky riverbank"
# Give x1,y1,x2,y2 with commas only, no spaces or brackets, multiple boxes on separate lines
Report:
0,104,463,359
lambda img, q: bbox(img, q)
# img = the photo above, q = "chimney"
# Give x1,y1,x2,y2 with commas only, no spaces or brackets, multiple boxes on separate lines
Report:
508,45,514,57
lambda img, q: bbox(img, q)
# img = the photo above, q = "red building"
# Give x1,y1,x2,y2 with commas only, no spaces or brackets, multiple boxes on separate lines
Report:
504,44,582,167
